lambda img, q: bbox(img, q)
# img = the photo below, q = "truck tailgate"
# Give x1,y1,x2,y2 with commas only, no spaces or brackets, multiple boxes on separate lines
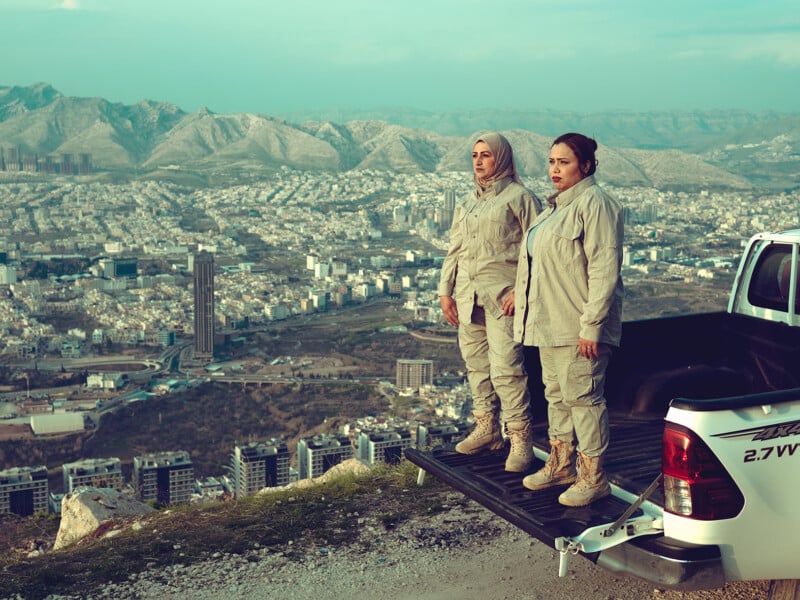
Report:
405,418,664,547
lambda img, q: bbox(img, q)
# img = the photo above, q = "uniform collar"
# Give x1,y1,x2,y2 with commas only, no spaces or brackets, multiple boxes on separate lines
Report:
477,175,514,198
548,175,596,209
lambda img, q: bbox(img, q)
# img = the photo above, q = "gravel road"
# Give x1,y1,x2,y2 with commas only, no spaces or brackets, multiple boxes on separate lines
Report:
41,494,769,600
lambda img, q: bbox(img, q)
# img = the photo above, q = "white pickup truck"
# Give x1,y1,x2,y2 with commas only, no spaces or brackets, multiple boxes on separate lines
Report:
406,228,800,595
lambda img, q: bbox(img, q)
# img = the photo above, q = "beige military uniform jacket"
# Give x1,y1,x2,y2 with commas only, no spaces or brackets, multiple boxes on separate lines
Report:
513,176,624,347
439,177,541,322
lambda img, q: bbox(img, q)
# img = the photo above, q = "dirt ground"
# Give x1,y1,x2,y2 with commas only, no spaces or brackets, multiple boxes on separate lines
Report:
75,494,772,600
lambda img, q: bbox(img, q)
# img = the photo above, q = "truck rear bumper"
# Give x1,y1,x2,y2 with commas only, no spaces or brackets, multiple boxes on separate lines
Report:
597,536,725,590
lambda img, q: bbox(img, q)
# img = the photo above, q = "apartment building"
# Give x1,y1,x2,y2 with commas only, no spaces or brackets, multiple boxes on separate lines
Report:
0,465,49,516
230,440,290,498
358,429,413,465
133,451,194,504
297,434,354,480
62,457,124,493
416,421,471,451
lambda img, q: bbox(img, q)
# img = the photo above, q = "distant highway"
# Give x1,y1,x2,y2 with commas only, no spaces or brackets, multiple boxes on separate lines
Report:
16,355,162,372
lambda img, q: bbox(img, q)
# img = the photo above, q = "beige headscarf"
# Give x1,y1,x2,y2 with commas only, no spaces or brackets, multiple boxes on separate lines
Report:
472,131,521,192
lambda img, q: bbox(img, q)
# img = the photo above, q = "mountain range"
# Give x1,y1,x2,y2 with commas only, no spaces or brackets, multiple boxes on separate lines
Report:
1,83,798,190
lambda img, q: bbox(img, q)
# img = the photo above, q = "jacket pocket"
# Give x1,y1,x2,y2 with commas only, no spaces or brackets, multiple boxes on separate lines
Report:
550,218,583,242
548,220,584,265
484,205,517,250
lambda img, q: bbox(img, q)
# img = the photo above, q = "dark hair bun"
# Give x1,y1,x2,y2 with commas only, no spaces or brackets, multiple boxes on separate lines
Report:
552,132,598,176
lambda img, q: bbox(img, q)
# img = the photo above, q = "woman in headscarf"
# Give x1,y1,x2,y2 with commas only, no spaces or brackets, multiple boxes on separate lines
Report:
439,132,542,471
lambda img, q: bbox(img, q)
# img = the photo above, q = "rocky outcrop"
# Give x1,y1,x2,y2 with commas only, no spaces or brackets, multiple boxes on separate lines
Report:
259,457,373,493
54,486,154,550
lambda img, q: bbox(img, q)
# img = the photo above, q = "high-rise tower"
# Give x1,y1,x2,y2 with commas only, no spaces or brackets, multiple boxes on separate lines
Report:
396,359,434,391
443,188,457,223
193,251,215,360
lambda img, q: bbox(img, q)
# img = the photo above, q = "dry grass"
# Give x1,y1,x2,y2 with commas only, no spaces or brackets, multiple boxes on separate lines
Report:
0,462,458,600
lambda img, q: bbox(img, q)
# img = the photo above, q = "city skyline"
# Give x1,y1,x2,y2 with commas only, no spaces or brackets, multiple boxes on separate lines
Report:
1,1,799,116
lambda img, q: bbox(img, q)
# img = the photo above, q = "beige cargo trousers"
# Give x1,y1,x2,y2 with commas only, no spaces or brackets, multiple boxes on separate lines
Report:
458,303,531,425
539,345,611,456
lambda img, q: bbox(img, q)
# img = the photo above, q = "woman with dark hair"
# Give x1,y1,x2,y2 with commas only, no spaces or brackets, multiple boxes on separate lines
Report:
439,132,542,472
513,132,624,506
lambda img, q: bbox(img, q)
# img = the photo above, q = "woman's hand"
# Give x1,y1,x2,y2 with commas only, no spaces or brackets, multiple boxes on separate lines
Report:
501,291,515,316
578,337,599,359
440,296,459,326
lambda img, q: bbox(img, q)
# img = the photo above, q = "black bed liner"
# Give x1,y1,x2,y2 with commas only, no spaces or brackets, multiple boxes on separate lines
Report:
405,417,665,548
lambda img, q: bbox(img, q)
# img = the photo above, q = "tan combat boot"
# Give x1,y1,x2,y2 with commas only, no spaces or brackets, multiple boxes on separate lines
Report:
455,411,503,454
522,440,577,491
504,421,534,472
558,452,611,507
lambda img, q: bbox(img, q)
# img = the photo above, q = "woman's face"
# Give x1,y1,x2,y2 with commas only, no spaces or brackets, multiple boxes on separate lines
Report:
549,143,588,192
472,141,496,180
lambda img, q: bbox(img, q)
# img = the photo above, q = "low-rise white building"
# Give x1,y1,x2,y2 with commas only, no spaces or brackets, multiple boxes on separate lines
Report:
86,372,124,390
30,413,84,435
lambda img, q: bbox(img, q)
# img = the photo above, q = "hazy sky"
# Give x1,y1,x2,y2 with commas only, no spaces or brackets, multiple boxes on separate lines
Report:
2,0,799,116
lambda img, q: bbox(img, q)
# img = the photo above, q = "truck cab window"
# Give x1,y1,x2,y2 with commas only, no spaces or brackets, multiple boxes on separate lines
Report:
748,244,797,313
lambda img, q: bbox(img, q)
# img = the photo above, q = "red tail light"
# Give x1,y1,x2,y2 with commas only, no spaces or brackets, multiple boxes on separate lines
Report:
662,423,744,520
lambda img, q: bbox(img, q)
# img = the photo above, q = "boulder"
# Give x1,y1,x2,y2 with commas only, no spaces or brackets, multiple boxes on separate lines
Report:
54,486,154,550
